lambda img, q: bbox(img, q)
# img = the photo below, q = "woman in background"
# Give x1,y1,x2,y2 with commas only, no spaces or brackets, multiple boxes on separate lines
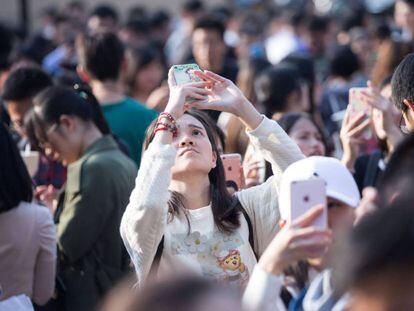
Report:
0,122,56,309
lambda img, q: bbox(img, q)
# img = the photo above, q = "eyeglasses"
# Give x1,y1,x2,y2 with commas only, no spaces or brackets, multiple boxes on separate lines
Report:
399,113,410,135
38,123,59,150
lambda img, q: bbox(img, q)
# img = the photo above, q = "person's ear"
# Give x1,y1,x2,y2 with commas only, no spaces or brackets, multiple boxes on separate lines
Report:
59,115,75,133
403,99,414,112
212,150,217,168
77,65,90,83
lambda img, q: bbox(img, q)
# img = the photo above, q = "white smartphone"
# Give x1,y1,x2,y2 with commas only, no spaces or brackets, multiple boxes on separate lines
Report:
289,179,327,229
20,150,40,177
171,63,202,85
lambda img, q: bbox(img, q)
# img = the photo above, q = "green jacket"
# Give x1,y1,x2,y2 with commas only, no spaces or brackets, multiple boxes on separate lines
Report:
55,135,136,311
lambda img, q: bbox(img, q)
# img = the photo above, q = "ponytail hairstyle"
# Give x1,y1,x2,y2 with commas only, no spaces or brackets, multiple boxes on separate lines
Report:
25,85,110,150
144,109,241,234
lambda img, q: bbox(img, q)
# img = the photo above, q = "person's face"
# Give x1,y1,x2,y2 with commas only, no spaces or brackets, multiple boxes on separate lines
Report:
307,30,328,55
118,28,148,48
87,16,117,34
5,99,32,137
135,61,164,94
38,116,85,166
192,29,226,72
171,114,217,178
395,1,414,33
308,197,354,269
289,118,326,157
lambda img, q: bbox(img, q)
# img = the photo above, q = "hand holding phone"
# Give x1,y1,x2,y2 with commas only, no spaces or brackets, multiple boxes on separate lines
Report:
220,153,242,192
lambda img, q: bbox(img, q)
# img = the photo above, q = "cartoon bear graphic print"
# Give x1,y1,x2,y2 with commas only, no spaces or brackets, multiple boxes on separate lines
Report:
217,249,249,286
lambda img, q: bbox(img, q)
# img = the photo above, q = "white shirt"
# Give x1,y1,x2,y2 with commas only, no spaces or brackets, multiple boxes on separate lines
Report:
159,205,256,287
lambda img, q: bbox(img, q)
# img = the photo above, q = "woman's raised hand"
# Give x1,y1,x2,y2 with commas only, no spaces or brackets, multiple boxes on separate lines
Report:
190,70,248,115
191,70,263,130
164,67,211,120
258,205,332,276
340,107,371,171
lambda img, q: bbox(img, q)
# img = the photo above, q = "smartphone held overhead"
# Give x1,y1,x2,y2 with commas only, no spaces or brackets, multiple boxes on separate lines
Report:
172,63,202,85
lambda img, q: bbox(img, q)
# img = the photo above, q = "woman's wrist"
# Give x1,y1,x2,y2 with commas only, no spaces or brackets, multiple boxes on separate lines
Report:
237,98,263,130
258,256,285,276
341,150,356,171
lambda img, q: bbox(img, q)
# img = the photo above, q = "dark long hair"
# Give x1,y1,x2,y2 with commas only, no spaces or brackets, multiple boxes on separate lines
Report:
25,85,110,151
144,109,241,233
0,123,33,212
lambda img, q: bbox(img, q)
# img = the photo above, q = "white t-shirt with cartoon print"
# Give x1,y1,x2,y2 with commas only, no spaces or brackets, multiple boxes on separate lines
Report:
158,205,256,287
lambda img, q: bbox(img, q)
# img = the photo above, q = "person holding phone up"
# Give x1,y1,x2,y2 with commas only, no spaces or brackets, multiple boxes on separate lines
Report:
120,68,304,287
243,156,360,311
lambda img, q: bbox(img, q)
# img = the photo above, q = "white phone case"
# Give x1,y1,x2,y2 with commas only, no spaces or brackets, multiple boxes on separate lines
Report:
289,179,327,229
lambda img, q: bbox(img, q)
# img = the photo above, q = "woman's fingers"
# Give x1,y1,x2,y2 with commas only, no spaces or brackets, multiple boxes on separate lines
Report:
204,70,228,83
347,118,371,137
185,86,211,95
290,226,331,240
291,205,326,228
167,68,176,87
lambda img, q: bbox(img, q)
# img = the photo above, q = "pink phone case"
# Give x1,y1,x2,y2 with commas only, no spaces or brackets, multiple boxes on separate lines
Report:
289,179,327,229
220,153,242,191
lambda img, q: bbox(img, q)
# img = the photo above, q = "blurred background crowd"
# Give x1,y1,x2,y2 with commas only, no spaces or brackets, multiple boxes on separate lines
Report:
2,0,414,310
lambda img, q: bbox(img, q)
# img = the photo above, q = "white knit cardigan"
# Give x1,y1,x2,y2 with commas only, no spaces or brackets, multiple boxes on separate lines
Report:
120,116,305,286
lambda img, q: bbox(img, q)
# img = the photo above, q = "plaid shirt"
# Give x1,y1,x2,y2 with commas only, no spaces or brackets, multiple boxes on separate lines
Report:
34,154,67,189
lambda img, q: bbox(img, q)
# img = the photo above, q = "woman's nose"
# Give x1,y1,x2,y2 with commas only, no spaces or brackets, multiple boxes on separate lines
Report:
180,139,194,147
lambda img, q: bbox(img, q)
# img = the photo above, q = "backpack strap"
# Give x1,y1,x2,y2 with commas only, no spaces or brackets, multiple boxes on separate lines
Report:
238,205,258,260
149,236,164,276
363,151,382,189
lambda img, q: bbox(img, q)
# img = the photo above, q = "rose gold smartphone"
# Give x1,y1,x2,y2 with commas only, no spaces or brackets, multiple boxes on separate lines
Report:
220,153,242,191
289,179,327,229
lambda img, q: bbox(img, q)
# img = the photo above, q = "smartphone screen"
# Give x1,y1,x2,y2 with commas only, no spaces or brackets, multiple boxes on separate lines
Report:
172,64,202,85
220,153,242,192
290,179,327,229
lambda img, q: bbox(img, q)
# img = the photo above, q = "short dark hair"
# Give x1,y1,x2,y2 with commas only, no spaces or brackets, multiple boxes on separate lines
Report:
77,32,125,81
89,4,118,22
2,67,53,102
329,45,360,79
194,17,225,40
391,53,414,112
0,123,33,212
183,0,203,12
308,16,329,33
255,64,301,117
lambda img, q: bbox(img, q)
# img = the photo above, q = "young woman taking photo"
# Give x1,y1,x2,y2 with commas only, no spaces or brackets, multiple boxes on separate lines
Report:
120,69,304,286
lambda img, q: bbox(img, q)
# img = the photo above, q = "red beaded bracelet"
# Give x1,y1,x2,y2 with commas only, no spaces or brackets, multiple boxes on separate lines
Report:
154,121,178,137
159,112,176,125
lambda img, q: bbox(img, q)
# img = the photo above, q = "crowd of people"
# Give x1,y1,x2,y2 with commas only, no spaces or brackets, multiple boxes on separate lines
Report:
1,0,414,310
